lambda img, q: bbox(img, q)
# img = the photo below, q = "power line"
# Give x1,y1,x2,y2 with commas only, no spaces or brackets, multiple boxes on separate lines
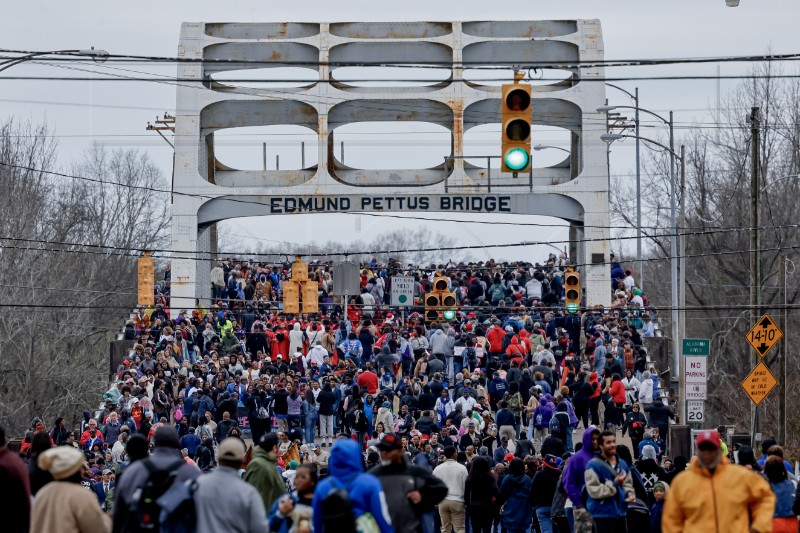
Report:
3,48,799,67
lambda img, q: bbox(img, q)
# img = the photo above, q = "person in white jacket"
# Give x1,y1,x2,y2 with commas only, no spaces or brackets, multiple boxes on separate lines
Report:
622,370,641,406
638,370,654,409
289,322,305,356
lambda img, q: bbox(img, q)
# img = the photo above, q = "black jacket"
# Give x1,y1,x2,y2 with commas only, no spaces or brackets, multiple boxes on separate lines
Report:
370,458,448,533
530,466,561,507
644,399,676,427
465,472,498,511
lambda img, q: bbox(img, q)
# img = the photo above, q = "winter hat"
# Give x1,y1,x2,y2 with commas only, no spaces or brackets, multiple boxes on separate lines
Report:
543,454,560,470
38,446,85,480
653,480,670,495
382,401,392,409
642,445,657,461
288,460,299,470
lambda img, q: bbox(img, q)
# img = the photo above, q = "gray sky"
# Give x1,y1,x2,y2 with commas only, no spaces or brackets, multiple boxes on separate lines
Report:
1,0,794,264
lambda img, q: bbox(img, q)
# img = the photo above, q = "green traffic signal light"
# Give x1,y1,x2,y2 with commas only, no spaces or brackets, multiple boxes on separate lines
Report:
443,310,456,321
504,148,530,171
566,302,579,314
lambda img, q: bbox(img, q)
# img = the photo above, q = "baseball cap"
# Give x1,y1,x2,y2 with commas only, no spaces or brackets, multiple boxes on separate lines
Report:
543,454,559,470
217,438,245,462
695,430,721,449
376,434,403,451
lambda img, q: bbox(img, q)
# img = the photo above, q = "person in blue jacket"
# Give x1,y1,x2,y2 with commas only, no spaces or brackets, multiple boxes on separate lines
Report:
312,439,393,533
583,431,635,533
497,458,532,533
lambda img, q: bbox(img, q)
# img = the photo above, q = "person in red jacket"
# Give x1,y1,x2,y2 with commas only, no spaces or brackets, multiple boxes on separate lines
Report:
609,373,627,407
357,367,379,395
486,323,505,359
505,337,525,365
79,419,104,451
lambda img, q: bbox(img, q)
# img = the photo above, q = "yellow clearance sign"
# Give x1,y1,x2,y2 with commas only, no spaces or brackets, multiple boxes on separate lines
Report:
745,313,783,358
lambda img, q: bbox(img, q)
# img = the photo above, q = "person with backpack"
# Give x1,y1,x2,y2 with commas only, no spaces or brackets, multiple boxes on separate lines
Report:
244,432,287,511
370,434,448,533
312,439,393,533
194,438,269,533
112,426,200,532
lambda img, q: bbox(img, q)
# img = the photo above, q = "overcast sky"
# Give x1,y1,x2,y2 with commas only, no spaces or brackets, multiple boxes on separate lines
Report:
1,0,795,265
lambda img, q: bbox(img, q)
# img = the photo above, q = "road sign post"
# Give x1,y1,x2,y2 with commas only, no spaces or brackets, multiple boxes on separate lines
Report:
746,313,783,358
687,401,705,423
741,361,778,406
681,338,709,423
391,275,414,307
744,313,782,447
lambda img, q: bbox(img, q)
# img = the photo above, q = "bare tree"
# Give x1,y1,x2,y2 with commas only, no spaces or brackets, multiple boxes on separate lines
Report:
0,124,169,436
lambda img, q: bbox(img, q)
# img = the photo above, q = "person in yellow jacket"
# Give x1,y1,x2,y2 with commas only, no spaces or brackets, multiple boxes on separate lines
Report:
662,429,775,533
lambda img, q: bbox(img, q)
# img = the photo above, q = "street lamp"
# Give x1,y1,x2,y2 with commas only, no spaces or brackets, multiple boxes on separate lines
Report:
0,47,109,74
601,85,642,289
533,144,570,154
603,131,685,423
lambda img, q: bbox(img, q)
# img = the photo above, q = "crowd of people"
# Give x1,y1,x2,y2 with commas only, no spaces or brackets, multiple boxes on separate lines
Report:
0,254,791,532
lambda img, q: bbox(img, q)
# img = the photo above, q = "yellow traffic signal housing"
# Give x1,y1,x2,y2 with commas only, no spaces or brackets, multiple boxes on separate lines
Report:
564,269,581,314
283,280,300,314
501,83,532,173
302,281,319,315
426,276,458,322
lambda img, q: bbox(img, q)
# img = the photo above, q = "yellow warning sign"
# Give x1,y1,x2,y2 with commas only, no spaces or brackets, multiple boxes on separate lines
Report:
745,313,783,358
741,361,778,406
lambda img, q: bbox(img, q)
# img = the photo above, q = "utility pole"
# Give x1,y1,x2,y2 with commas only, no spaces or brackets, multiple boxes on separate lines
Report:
749,106,761,446
780,254,787,444
634,88,643,290
678,144,687,424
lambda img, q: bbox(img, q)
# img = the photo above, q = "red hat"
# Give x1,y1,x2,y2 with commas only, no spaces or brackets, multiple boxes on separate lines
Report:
695,430,721,448
123,360,130,366
503,453,515,462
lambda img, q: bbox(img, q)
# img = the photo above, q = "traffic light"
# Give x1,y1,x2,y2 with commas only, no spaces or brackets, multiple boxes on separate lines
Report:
283,280,300,314
425,275,458,322
302,281,319,315
564,269,581,314
425,291,443,323
501,83,532,173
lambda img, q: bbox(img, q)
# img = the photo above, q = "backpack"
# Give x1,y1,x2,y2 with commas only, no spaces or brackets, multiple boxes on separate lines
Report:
320,478,380,533
256,400,269,420
548,414,561,435
131,458,186,531
630,421,644,440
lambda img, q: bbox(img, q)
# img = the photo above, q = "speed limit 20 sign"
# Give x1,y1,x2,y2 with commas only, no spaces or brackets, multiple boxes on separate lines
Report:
687,401,705,423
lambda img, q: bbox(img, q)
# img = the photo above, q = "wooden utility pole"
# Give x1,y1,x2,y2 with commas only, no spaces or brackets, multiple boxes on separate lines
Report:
749,106,761,446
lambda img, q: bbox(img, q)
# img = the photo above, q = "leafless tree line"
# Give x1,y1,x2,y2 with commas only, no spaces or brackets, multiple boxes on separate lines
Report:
0,118,168,436
611,62,800,449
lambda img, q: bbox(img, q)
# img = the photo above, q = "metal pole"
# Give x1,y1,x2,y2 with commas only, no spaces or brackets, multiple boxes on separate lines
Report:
487,157,492,193
750,106,761,447
678,145,686,425
635,88,643,290
301,141,305,169
341,141,345,164
669,111,680,390
780,254,787,445
263,142,267,171
276,155,280,171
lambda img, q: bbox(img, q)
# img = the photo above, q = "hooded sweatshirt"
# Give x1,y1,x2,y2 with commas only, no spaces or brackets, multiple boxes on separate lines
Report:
563,426,599,507
244,445,287,510
312,440,393,533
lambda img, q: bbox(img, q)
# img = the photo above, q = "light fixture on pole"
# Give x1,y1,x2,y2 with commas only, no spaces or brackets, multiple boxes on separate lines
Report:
603,130,683,422
533,144,570,154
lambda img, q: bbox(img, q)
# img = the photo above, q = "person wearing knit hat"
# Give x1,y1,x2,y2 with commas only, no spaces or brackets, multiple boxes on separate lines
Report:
31,446,112,532
650,480,669,533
